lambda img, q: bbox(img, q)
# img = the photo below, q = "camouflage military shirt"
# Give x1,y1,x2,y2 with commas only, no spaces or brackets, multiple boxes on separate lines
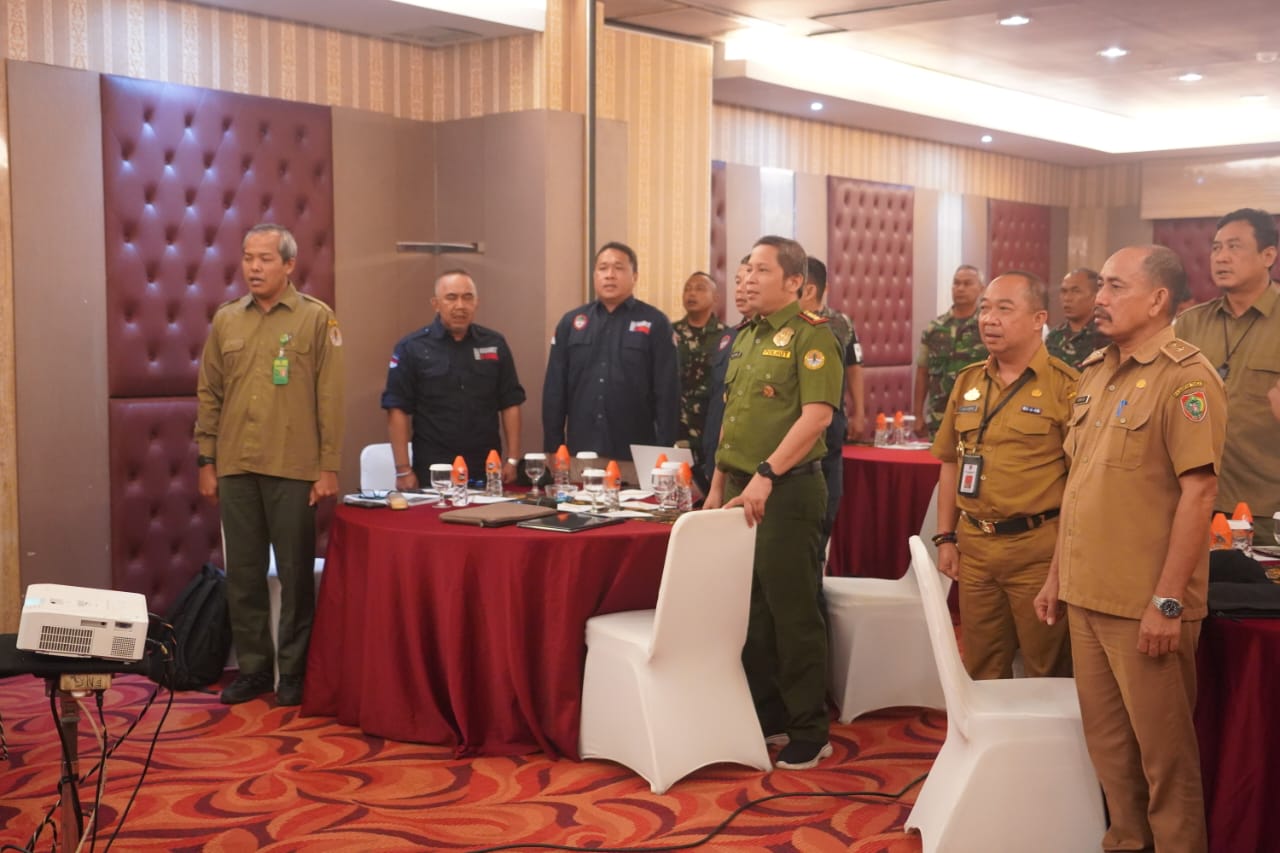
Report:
1045,319,1109,370
673,314,726,469
818,306,863,367
918,309,987,435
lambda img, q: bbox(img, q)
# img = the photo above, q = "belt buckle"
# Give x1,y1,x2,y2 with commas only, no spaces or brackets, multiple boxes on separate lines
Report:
979,519,996,534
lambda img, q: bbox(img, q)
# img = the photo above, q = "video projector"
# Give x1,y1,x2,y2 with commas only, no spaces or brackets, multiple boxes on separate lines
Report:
17,584,148,662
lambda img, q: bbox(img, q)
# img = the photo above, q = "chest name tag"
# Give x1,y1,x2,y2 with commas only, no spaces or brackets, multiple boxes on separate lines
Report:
957,404,979,414
761,348,792,359
272,356,290,385
1021,405,1042,415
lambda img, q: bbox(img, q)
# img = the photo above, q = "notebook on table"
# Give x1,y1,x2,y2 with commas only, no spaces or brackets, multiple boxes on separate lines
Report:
515,512,627,533
439,502,558,527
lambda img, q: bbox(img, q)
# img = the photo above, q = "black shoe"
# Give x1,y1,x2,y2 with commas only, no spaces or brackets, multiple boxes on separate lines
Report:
764,731,790,747
276,674,304,706
220,671,274,705
775,740,833,770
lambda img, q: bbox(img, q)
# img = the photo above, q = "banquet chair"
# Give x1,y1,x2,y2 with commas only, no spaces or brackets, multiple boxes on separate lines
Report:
579,508,768,793
359,442,409,491
823,484,948,722
905,536,1104,853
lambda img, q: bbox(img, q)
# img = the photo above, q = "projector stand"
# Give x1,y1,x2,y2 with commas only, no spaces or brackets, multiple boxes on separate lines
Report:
48,673,114,853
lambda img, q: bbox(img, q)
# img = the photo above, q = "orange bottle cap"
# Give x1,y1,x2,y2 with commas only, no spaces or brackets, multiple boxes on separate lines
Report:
486,449,501,471
605,460,621,488
677,462,693,485
555,445,571,468
452,455,469,483
654,453,668,468
876,412,887,427
1233,502,1253,522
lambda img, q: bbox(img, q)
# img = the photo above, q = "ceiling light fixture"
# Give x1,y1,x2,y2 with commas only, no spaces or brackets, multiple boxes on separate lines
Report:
810,101,824,111
1098,46,1128,59
980,134,994,143
1177,72,1204,82
999,14,1031,26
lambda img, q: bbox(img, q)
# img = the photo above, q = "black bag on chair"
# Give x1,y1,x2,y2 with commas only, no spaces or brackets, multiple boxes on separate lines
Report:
162,564,233,689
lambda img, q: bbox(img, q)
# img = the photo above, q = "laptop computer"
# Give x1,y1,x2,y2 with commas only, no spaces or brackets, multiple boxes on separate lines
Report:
629,444,694,484
515,511,626,533
439,502,558,527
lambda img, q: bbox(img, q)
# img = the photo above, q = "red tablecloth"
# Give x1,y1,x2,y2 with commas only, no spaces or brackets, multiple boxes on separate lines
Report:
828,445,941,579
1195,615,1280,853
302,504,671,758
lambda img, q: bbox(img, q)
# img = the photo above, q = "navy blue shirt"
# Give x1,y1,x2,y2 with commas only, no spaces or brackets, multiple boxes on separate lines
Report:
700,324,740,488
381,317,525,479
542,296,680,460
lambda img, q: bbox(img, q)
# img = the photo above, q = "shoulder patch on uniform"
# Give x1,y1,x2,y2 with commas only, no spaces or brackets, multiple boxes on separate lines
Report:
1179,389,1207,422
798,310,829,326
802,349,826,369
1079,348,1106,368
1160,338,1201,364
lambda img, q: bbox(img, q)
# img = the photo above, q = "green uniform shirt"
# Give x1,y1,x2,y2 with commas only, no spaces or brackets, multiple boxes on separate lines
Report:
1045,319,1109,370
673,313,726,449
716,301,843,475
195,282,345,481
918,309,988,435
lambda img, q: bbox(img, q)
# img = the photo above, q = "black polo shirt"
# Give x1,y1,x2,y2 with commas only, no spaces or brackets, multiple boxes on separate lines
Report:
541,296,680,460
381,317,525,479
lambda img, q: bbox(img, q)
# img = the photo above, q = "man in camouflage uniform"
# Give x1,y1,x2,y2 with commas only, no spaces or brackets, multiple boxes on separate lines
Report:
915,265,988,437
673,271,724,474
1046,268,1109,369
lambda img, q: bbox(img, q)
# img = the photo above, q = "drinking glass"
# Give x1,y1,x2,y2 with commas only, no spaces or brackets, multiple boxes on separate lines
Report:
524,452,547,497
1273,512,1280,547
428,464,453,507
651,468,677,512
581,468,605,513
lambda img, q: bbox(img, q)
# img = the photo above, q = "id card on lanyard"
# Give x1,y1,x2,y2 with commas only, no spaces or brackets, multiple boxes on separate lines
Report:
957,370,1032,498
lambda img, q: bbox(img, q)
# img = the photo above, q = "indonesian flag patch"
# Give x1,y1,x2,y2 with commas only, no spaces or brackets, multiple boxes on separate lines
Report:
473,346,499,361
629,320,652,334
719,333,732,351
1179,390,1207,422
388,353,400,369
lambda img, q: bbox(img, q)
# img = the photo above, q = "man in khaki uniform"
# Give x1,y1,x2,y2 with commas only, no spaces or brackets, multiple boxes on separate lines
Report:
1175,207,1279,542
1036,245,1224,853
931,271,1077,679
196,224,345,706
705,235,842,771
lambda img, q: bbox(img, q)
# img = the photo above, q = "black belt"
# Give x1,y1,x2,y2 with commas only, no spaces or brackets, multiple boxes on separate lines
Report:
722,460,823,483
962,508,1060,535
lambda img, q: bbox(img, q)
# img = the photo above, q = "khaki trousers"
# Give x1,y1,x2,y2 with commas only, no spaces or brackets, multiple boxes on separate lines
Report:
1067,605,1206,853
956,520,1071,679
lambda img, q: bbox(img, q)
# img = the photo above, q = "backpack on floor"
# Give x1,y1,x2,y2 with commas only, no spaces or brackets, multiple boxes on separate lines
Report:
162,563,233,690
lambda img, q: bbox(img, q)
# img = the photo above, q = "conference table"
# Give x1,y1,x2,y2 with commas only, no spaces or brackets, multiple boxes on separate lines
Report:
827,444,941,579
302,503,671,759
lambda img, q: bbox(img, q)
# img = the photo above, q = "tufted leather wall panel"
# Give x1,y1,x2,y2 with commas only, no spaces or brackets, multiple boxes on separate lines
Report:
826,175,914,415
101,75,336,608
101,74,335,398
1154,215,1280,306
863,364,915,423
710,160,727,319
987,199,1051,283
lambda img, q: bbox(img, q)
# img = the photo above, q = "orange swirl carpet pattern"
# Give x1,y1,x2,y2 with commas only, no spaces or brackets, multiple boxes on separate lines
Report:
1,675,939,851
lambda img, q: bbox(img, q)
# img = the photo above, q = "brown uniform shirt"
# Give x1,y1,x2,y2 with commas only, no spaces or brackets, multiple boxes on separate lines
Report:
1174,283,1280,538
1057,326,1226,621
195,283,345,481
932,344,1078,520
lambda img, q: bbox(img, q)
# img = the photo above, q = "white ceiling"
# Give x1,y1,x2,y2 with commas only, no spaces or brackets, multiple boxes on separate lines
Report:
192,0,1280,165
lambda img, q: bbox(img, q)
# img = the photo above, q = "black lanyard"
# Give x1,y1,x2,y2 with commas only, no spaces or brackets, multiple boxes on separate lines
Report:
1219,312,1260,381
974,369,1034,448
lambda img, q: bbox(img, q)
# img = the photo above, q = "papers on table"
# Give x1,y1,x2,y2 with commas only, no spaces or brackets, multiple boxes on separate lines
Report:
882,442,933,451
343,490,439,508
469,495,518,505
619,489,654,501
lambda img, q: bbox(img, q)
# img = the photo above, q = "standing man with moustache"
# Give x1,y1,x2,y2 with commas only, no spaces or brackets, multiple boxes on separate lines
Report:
1037,245,1224,853
1047,268,1110,369
1175,208,1280,542
382,269,525,488
915,265,989,437
673,271,725,477
931,271,1077,679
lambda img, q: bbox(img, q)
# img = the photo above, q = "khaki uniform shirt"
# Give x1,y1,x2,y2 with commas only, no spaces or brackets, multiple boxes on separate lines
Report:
932,344,1078,520
195,283,345,481
716,301,843,475
1057,326,1226,621
1175,284,1280,539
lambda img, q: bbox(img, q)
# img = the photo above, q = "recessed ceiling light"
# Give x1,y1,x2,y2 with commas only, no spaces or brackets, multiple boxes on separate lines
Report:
810,101,824,111
1098,46,1128,59
980,134,994,143
1177,72,1204,83
999,14,1031,26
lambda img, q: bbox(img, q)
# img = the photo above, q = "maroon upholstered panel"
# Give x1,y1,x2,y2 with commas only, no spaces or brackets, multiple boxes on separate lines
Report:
988,199,1051,283
826,176,914,368
109,398,223,614
710,160,727,319
1154,215,1280,306
863,364,915,423
101,74,335,399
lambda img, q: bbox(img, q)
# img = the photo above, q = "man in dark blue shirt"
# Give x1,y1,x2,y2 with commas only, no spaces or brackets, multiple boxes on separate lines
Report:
542,242,679,480
382,270,526,488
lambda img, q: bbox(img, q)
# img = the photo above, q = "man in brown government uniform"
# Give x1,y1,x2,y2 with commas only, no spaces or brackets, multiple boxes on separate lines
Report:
1174,207,1279,542
1036,244,1225,853
196,223,345,707
930,271,1076,679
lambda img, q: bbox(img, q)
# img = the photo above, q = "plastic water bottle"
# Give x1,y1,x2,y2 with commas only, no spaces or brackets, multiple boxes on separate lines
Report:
485,449,503,498
675,463,694,514
604,460,622,511
873,412,889,447
451,455,470,506
553,444,572,492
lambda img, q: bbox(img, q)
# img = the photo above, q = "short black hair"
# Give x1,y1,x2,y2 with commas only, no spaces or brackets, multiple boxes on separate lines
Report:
753,235,807,280
805,257,828,300
1215,208,1278,251
1141,245,1189,319
595,241,638,274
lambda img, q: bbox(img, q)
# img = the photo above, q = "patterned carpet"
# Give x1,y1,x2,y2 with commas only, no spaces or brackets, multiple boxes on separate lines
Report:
0,674,940,852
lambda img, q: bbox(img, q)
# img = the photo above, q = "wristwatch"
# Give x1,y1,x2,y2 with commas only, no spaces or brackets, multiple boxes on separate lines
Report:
197,455,216,467
506,458,518,467
756,461,781,482
1151,595,1183,618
